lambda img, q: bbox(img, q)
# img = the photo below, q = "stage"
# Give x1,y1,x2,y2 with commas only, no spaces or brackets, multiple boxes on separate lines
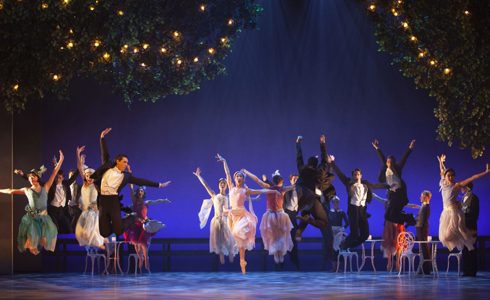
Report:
1,271,489,299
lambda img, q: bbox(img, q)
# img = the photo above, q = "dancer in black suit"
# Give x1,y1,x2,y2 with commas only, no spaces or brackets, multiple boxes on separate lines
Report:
416,190,432,274
461,182,479,276
91,128,171,237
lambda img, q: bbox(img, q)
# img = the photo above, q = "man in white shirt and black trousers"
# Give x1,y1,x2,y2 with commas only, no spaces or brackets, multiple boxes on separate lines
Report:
91,128,171,238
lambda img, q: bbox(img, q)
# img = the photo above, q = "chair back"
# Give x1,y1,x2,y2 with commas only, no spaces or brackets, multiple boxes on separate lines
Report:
397,231,415,254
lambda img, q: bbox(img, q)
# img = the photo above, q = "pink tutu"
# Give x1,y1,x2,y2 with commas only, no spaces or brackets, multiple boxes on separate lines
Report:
228,207,257,251
259,210,293,255
439,204,476,251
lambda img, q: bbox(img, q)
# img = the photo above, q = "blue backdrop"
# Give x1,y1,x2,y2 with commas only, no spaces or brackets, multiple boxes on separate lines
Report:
28,0,488,238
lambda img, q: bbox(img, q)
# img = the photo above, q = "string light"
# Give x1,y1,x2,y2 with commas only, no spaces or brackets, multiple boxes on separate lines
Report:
69,29,74,34
93,39,101,47
41,3,49,9
133,47,139,53
200,4,206,11
220,37,228,44
0,2,3,10
429,59,437,66
391,8,399,17
160,47,167,53
121,44,128,53
66,41,74,49
140,62,147,67
464,10,470,15
409,35,417,42
62,0,70,5
89,5,95,11
401,21,409,29
52,74,61,81
173,31,181,38
176,59,183,65
142,43,150,50
12,84,19,91
117,10,124,16
368,4,376,12
227,19,234,26
208,48,215,54
443,68,451,75
193,57,199,63
418,51,425,58
102,52,111,61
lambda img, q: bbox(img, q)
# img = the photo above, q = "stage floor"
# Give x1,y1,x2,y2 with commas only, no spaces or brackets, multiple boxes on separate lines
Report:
1,271,489,299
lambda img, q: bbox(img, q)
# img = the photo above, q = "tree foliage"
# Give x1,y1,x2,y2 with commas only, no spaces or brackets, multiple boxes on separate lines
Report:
364,0,489,158
0,0,261,111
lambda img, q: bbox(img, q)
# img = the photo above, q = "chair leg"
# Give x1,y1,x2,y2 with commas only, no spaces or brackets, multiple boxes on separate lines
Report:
457,256,460,276
84,255,89,274
344,256,348,274
446,256,450,273
91,256,95,276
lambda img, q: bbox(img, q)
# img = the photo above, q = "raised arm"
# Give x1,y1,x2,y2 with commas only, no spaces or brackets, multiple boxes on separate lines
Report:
246,187,281,196
145,199,171,205
44,150,64,191
320,134,328,166
398,139,415,169
437,154,446,178
0,188,25,195
328,155,349,186
193,167,216,197
216,153,233,189
242,169,270,188
372,139,386,165
456,164,490,189
100,128,112,164
296,136,305,172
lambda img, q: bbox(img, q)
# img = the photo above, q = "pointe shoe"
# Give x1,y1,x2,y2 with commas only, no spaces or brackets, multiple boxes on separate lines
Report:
240,260,247,274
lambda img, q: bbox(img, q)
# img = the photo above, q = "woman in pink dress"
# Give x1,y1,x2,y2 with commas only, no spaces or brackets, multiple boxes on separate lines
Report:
216,154,280,274
243,169,294,265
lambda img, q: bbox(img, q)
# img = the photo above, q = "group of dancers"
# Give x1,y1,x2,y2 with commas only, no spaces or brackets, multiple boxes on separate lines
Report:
1,132,488,276
0,128,171,272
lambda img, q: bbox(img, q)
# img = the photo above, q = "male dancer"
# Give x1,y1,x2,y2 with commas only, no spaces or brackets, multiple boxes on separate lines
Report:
328,154,388,250
90,128,171,237
416,190,432,274
461,182,479,276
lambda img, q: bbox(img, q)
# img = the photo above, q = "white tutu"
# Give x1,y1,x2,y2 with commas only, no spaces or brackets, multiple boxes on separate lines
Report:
228,208,257,251
259,210,293,255
439,204,476,251
75,208,105,248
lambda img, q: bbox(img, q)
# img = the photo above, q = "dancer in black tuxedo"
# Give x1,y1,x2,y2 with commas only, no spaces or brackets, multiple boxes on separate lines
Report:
415,190,432,274
371,139,417,227
90,128,171,237
461,182,479,276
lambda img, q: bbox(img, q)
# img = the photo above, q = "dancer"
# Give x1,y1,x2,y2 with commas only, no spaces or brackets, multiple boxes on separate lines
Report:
216,154,280,274
1,151,64,254
461,182,479,276
371,139,417,227
194,167,237,264
328,154,388,250
416,190,432,274
74,146,105,249
437,154,488,251
243,169,294,266
67,169,82,232
329,196,349,251
90,128,171,237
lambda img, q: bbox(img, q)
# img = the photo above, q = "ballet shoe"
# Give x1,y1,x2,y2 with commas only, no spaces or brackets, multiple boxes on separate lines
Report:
240,260,247,274
219,254,225,265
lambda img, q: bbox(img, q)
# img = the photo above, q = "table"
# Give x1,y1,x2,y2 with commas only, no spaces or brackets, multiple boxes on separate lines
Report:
413,240,441,276
359,239,384,272
104,241,127,275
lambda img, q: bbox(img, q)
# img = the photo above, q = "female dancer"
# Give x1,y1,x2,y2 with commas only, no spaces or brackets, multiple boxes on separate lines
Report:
216,154,280,274
242,169,294,265
124,166,170,272
0,151,64,255
437,154,488,251
74,146,105,249
194,167,237,264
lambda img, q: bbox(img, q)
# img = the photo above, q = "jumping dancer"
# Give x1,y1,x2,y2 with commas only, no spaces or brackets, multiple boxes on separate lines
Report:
1,151,64,254
243,169,294,266
194,167,237,264
216,153,280,274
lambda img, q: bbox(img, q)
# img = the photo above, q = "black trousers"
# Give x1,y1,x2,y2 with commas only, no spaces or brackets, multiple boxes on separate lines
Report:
416,226,432,274
48,205,72,234
284,208,300,269
98,195,124,237
342,204,369,249
68,205,82,232
385,189,415,225
462,238,478,276
296,184,328,229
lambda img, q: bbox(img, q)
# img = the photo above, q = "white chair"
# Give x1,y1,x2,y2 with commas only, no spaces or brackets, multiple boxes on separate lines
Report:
446,251,462,275
126,253,140,274
84,247,107,275
336,232,359,273
397,231,420,276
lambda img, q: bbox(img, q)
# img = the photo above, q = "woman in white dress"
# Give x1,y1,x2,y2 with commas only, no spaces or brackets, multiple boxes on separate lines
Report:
437,154,488,251
194,167,237,264
74,146,105,249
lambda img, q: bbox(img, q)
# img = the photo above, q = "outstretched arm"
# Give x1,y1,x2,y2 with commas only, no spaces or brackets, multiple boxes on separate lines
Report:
296,136,305,172
0,188,25,195
456,164,490,189
216,154,233,189
372,139,386,165
320,134,328,166
328,155,349,186
145,199,171,205
44,150,64,191
100,128,112,164
247,187,281,196
193,167,216,197
242,169,270,188
398,139,415,169
437,154,446,179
